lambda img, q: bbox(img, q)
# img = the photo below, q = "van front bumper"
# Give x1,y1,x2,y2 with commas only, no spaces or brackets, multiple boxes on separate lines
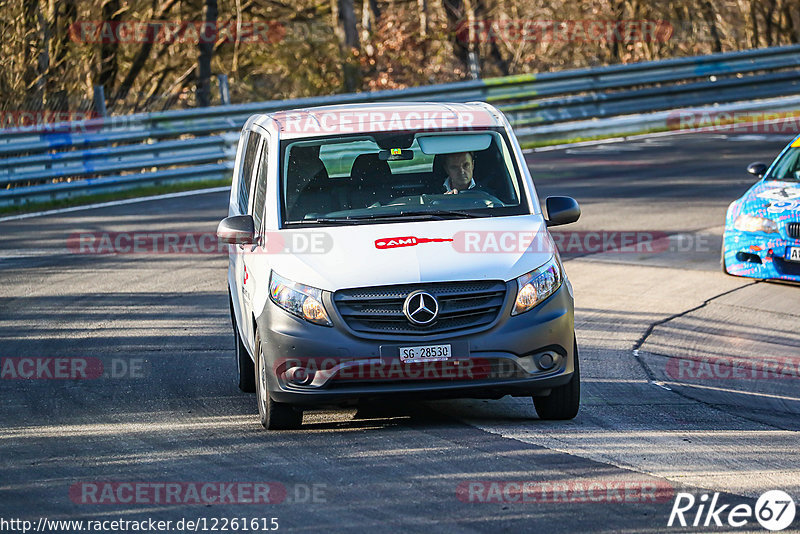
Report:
256,281,575,405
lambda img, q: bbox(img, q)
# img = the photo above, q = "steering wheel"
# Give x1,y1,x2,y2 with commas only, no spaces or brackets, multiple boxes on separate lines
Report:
425,189,504,207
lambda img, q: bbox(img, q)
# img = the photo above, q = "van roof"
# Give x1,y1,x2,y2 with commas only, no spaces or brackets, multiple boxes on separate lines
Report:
250,101,506,140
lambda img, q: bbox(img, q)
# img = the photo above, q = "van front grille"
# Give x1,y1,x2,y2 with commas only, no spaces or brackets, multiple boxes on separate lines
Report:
334,280,507,336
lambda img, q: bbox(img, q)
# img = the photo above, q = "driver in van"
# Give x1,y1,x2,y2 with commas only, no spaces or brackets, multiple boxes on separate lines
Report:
443,152,477,194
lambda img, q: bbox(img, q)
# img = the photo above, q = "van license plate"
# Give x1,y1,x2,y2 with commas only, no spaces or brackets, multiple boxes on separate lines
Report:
788,247,800,262
399,344,451,363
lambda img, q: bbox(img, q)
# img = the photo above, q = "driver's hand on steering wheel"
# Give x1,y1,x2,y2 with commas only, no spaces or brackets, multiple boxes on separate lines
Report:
444,189,459,195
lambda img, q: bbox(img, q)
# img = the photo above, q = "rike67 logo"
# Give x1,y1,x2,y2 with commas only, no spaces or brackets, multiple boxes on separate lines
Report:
668,490,796,531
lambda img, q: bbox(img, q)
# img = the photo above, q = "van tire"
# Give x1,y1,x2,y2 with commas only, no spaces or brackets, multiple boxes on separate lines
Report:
254,329,303,430
533,337,580,420
235,324,256,393
230,294,255,392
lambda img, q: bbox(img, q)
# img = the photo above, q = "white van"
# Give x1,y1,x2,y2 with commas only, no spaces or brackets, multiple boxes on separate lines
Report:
217,102,581,429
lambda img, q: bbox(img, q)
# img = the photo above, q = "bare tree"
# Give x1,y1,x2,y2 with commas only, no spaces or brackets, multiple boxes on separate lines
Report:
197,0,218,107
97,0,122,101
22,0,43,110
332,0,361,92
417,0,427,38
110,0,180,109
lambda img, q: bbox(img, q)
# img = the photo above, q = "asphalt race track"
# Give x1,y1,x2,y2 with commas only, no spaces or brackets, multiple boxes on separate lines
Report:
1,132,798,532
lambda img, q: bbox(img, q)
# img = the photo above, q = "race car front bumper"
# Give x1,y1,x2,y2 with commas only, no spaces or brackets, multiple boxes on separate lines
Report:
723,230,800,282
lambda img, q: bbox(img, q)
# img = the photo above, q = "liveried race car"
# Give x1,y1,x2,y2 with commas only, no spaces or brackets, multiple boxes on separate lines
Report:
722,135,800,282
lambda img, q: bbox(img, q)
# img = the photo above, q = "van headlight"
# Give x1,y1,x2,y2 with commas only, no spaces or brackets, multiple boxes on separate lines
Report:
733,214,778,234
512,256,562,315
269,272,332,326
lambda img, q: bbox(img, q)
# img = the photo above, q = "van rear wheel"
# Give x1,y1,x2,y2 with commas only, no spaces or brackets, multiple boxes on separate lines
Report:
533,337,580,420
254,329,303,430
235,326,256,393
230,295,255,393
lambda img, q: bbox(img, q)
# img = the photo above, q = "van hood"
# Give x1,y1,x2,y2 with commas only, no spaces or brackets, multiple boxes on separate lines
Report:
260,215,554,291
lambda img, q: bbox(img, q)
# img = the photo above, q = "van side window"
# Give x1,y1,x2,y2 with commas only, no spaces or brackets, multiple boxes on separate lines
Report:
251,141,269,231
238,132,261,214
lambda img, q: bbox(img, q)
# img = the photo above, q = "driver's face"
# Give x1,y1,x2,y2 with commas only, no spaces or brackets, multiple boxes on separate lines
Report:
445,153,474,190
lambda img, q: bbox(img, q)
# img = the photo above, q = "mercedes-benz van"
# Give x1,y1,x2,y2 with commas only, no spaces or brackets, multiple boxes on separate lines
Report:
217,102,581,429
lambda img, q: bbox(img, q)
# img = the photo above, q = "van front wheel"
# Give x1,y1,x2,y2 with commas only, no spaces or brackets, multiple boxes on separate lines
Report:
533,337,581,420
254,329,303,430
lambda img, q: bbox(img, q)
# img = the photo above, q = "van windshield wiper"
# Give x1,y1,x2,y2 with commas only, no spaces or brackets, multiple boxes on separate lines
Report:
416,209,486,218
284,218,363,225
286,210,485,225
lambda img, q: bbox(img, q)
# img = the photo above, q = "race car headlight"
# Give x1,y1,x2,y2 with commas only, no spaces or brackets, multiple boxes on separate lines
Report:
512,256,562,316
733,214,779,234
269,272,332,326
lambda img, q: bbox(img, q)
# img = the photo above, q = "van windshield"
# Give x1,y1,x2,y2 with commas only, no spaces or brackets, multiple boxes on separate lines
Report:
280,129,530,225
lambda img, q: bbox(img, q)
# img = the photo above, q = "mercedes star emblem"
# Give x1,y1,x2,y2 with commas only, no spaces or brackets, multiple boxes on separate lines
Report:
402,290,439,326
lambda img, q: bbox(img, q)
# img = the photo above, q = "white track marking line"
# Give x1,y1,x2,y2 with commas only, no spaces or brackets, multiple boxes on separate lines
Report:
0,186,230,223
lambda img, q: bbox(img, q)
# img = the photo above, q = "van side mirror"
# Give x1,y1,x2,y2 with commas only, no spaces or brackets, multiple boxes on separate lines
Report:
747,162,767,178
217,215,256,244
545,196,581,227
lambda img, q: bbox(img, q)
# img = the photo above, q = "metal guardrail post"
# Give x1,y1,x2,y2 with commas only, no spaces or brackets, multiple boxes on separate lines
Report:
218,75,231,106
93,86,108,118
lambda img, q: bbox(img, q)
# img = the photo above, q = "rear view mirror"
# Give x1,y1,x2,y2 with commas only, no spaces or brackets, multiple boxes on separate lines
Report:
545,196,581,227
378,149,414,161
217,215,256,244
747,162,767,178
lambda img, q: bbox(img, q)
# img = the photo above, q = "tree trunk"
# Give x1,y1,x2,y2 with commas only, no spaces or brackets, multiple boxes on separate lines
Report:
369,0,380,22
333,0,361,92
339,0,360,49
36,2,51,108
97,0,121,101
361,0,374,57
749,0,761,47
47,0,77,112
609,0,626,63
462,0,480,79
760,0,777,46
417,0,428,38
22,0,43,111
781,0,799,43
700,0,723,52
110,0,180,108
197,0,218,107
